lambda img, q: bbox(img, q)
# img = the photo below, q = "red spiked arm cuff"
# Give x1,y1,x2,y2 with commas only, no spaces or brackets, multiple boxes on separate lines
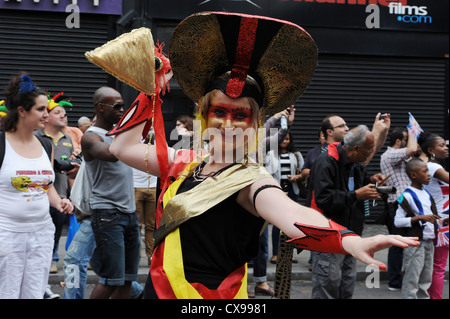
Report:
106,92,170,186
287,220,360,255
107,93,154,137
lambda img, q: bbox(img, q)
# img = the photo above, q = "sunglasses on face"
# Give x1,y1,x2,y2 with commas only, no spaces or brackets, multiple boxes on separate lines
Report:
99,102,124,110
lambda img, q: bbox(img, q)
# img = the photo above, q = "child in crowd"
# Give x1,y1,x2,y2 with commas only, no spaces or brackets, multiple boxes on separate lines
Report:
395,158,440,299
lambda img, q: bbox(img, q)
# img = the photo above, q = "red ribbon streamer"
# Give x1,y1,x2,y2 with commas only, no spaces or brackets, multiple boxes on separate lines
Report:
152,94,169,188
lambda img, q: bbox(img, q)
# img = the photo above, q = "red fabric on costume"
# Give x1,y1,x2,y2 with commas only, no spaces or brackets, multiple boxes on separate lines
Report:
226,17,258,99
150,242,177,299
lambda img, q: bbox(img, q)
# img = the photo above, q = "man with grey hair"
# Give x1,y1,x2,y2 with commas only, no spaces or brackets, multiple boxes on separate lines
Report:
309,125,386,299
78,116,92,133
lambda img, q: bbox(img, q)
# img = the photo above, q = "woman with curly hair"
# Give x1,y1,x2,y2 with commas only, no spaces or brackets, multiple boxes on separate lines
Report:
0,73,73,298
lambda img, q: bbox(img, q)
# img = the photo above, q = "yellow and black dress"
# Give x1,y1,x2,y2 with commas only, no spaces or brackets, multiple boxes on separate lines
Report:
148,150,271,299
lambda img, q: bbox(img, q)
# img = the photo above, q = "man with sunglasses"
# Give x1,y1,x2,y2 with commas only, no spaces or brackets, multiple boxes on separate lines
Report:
80,87,141,299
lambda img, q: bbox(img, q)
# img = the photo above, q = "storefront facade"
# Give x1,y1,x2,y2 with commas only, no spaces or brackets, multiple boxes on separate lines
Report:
0,0,122,123
121,0,448,220
1,0,448,219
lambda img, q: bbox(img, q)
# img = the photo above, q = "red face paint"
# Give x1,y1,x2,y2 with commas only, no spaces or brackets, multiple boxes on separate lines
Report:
206,91,256,159
207,104,253,127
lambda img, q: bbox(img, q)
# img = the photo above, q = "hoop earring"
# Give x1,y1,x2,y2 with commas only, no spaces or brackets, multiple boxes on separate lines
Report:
431,153,436,161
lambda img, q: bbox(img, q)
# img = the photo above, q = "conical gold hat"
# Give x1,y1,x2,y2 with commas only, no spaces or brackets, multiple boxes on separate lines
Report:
85,27,155,96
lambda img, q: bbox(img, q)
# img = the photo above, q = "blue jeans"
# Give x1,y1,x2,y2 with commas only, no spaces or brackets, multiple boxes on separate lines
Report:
63,219,143,299
253,228,269,283
63,220,96,299
91,209,141,286
50,206,66,264
387,203,403,288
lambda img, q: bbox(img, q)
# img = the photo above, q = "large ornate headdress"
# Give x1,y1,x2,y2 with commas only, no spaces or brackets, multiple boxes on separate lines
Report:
169,12,318,118
83,12,317,184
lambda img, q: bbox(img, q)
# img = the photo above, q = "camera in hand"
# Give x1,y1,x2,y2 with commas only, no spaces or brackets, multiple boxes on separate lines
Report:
54,155,82,172
375,186,396,194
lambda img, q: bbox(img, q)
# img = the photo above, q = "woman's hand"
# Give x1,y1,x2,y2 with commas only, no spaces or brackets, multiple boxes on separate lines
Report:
342,235,419,270
57,198,74,215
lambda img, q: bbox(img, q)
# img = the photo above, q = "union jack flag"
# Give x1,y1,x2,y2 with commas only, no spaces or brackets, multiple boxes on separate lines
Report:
441,184,449,212
436,217,449,247
407,112,423,141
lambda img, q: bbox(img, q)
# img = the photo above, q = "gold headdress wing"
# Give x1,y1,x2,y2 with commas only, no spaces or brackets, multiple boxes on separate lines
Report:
85,27,156,96
169,12,317,116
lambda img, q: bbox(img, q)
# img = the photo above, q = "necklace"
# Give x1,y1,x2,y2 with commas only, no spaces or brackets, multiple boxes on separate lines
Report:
193,161,218,182
192,161,237,182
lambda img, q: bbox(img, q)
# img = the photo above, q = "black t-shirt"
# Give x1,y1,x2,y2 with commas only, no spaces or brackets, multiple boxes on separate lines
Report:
176,175,264,289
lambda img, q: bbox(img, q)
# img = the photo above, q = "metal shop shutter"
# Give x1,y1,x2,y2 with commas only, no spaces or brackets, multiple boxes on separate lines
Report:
290,54,447,221
0,9,113,126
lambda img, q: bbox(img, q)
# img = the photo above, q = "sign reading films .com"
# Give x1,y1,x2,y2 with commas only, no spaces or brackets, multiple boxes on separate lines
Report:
146,0,448,33
368,0,446,30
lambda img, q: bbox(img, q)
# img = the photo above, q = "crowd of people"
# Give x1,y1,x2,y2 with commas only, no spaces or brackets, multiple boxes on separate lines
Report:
0,11,447,300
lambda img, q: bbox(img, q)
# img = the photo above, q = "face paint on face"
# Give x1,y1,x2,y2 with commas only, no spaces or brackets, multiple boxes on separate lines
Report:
205,91,257,163
207,104,253,128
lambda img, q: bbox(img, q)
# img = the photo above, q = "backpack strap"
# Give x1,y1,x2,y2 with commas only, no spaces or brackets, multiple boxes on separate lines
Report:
403,188,425,216
403,187,436,216
0,131,5,169
0,131,52,170
36,135,53,161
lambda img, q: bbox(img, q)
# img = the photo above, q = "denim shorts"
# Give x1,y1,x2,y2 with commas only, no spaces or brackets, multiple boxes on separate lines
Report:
91,209,141,286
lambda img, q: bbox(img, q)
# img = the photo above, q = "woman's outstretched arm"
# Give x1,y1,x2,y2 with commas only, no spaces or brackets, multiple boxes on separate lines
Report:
110,121,176,177
238,177,420,270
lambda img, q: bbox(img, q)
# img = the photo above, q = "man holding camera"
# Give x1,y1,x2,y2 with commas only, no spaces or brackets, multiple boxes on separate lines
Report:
35,102,78,276
309,125,386,299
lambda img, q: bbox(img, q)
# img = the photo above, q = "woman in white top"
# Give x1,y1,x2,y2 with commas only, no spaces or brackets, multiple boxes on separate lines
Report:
265,132,304,264
420,132,449,299
0,73,73,299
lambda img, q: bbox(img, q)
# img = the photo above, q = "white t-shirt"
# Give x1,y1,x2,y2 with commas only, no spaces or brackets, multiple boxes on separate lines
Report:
0,139,54,232
394,186,435,240
424,162,449,216
133,167,157,189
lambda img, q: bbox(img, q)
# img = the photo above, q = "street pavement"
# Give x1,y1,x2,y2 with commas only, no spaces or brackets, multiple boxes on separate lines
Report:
48,223,448,300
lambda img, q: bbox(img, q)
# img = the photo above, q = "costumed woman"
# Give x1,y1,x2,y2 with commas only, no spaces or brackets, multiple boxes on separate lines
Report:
0,73,73,298
86,12,419,299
